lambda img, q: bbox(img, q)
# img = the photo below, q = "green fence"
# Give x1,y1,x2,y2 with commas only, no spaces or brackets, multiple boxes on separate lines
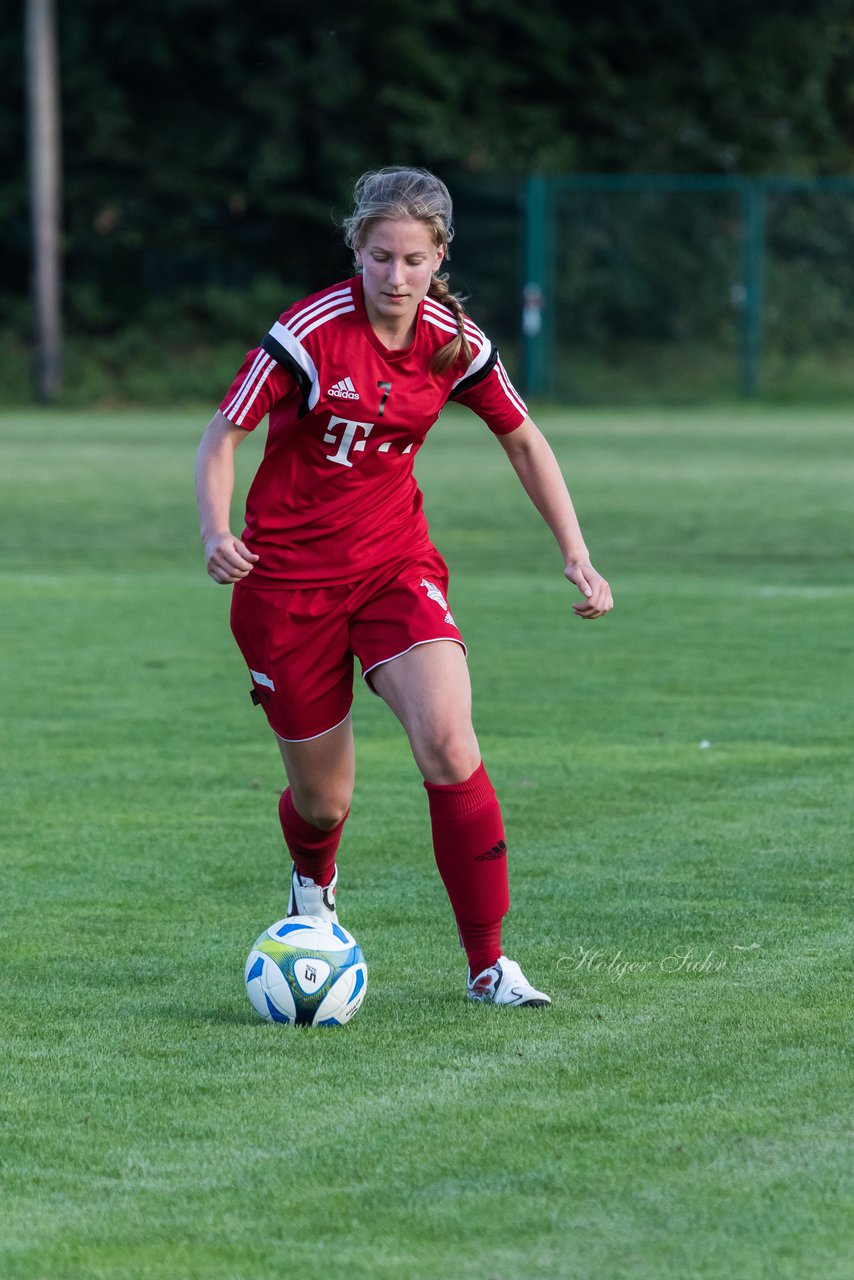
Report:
520,174,854,403
12,170,854,405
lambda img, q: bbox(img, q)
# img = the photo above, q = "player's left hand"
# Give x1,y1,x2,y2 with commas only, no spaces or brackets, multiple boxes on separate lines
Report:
564,561,614,619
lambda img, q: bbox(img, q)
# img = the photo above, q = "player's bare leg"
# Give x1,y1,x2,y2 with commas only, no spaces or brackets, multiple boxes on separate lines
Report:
275,713,356,828
370,642,549,1005
368,639,480,784
274,714,356,922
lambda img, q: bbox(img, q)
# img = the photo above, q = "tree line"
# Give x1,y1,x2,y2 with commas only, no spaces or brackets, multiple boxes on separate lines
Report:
4,0,853,397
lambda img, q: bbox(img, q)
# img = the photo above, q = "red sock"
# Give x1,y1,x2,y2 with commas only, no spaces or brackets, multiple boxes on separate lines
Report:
424,762,510,978
278,789,348,886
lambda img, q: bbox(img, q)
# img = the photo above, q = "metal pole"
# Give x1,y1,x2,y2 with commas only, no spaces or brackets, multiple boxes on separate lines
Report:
522,174,548,399
739,181,765,397
25,0,63,401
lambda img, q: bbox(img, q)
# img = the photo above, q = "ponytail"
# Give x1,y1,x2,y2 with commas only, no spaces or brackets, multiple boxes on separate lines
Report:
428,274,473,375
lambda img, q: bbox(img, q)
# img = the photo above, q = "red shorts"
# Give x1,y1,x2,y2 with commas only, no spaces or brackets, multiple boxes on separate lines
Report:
230,552,466,741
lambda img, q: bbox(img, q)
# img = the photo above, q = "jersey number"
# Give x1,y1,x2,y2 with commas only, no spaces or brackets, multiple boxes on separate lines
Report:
376,381,392,417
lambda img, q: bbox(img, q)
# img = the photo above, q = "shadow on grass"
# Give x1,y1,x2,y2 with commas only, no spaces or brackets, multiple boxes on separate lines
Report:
169,1001,257,1027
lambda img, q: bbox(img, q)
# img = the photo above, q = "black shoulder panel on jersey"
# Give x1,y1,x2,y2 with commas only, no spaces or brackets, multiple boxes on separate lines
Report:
448,345,500,400
261,333,313,418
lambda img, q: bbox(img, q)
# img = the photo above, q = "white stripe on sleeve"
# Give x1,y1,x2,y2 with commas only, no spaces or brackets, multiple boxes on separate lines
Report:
495,358,528,417
224,350,269,420
235,359,276,426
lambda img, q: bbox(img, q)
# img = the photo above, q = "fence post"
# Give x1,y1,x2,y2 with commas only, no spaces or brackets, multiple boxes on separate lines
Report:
522,174,551,398
739,180,765,397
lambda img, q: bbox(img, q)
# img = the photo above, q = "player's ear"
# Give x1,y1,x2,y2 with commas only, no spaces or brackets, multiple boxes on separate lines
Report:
433,245,445,271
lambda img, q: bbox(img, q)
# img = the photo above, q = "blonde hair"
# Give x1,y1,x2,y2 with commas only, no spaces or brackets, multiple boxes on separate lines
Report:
343,166,473,374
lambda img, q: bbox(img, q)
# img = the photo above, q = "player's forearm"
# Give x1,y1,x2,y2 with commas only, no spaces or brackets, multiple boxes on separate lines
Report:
504,425,590,565
195,416,238,540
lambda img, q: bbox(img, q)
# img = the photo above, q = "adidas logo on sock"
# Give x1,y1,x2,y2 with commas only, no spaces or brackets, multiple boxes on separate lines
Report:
327,376,360,400
474,839,507,862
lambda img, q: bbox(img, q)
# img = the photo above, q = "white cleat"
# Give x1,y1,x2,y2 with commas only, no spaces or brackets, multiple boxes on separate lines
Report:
287,865,339,923
467,955,551,1007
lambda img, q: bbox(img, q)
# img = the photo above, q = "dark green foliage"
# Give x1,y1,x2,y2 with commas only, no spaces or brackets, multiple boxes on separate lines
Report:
5,2,854,399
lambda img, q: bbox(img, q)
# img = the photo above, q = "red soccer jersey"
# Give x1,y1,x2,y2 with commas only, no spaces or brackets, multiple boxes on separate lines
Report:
218,276,527,586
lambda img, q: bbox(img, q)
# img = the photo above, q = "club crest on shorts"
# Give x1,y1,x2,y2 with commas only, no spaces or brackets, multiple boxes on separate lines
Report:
420,578,455,626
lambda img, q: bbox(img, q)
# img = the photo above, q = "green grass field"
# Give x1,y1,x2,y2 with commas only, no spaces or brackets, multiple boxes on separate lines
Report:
2,402,852,1280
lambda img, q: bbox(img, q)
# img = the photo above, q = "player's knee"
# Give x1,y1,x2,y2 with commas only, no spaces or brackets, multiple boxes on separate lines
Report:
290,787,351,831
419,727,480,785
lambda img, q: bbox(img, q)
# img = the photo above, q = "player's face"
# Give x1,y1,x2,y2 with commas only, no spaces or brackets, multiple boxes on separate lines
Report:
356,218,444,330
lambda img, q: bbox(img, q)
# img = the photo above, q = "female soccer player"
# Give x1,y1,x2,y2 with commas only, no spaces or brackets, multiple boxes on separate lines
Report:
195,167,612,1007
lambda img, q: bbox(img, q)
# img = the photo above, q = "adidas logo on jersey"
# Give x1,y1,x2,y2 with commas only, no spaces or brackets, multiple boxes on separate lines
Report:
420,578,456,626
327,376,360,400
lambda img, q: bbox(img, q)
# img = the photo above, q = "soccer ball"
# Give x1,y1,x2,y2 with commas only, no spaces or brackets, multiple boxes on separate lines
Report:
244,915,367,1028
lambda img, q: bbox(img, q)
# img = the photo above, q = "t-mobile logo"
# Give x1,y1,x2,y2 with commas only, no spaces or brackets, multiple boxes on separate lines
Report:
323,415,374,467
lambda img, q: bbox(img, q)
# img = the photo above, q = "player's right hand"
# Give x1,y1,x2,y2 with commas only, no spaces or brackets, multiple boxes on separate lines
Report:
565,561,614,619
203,532,259,584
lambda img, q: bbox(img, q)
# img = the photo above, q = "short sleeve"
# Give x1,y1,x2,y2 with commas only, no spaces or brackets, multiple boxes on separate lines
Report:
450,352,528,436
219,346,298,431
